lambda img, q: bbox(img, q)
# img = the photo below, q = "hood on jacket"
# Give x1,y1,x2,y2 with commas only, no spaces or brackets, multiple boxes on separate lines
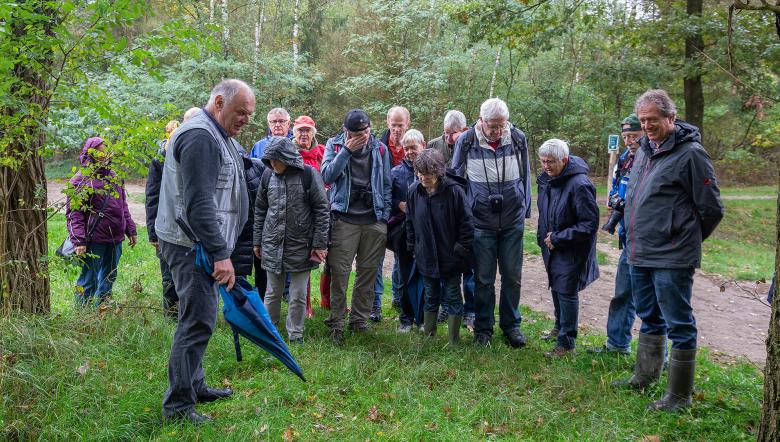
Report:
640,119,701,156
262,136,304,171
537,155,590,187
80,137,105,166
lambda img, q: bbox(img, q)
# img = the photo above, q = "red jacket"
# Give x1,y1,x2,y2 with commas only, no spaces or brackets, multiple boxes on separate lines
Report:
299,143,324,172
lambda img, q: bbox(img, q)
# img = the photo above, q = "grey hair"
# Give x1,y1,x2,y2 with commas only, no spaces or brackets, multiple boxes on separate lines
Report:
413,148,446,177
635,89,677,118
267,107,290,121
207,79,252,106
182,107,200,122
386,106,410,122
480,98,509,121
443,110,467,131
401,129,425,146
538,138,570,160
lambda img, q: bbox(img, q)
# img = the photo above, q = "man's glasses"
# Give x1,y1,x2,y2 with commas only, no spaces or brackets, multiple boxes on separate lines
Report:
269,119,289,125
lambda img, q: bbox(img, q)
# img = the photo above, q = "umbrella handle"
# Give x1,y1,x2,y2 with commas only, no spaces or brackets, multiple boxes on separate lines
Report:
232,328,243,362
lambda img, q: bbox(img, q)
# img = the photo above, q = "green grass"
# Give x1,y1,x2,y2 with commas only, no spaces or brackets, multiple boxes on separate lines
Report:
719,185,777,198
46,159,80,180
703,198,777,280
0,216,763,440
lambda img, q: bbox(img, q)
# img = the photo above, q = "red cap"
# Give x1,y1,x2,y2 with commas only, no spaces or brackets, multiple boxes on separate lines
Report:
294,115,316,130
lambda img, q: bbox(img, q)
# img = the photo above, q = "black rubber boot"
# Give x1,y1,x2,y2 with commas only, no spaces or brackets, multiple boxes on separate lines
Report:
648,348,696,411
423,311,438,337
612,332,666,389
447,315,462,345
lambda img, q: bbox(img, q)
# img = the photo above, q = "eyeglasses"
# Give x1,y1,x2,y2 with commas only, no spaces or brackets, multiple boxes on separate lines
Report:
268,119,289,125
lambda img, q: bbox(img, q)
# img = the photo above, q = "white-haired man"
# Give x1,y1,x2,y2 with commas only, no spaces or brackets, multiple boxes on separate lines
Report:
428,110,469,164
451,98,531,348
250,107,292,159
156,79,255,423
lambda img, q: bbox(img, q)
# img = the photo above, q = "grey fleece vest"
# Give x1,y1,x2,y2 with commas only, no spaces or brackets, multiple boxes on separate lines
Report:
155,109,248,253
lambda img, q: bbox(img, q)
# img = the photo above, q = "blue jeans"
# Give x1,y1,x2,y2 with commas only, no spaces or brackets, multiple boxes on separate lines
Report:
423,275,464,316
551,291,579,349
631,266,696,350
605,251,635,350
391,255,401,304
75,242,122,307
373,254,385,309
473,226,524,337
463,270,475,317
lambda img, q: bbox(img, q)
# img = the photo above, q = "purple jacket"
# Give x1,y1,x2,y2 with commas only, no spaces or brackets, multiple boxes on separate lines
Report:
66,138,137,245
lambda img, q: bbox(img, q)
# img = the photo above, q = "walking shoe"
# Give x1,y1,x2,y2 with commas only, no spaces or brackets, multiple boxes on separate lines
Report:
330,329,344,346
397,324,413,333
369,306,382,322
544,346,576,358
586,344,631,355
505,329,527,348
196,387,233,403
474,333,491,347
437,308,449,323
163,409,212,424
540,328,559,341
289,337,304,344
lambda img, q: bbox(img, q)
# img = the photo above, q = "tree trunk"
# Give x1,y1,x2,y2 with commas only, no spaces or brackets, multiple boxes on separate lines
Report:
292,0,300,69
0,3,53,315
758,166,780,441
221,0,229,41
684,0,704,133
253,0,265,85
488,46,502,98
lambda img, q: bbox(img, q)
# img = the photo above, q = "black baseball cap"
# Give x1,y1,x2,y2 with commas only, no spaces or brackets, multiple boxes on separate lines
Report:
344,109,371,132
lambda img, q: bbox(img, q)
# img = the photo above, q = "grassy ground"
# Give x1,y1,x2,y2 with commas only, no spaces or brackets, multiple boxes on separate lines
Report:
0,216,763,440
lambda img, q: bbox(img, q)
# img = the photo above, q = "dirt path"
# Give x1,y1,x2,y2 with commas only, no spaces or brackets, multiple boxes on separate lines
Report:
49,180,772,363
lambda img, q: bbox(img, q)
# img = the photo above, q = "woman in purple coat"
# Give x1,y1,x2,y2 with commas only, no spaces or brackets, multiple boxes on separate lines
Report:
66,137,137,307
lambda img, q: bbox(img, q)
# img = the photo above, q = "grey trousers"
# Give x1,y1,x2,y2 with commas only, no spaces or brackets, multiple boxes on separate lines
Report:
160,241,219,414
266,270,310,340
324,219,386,331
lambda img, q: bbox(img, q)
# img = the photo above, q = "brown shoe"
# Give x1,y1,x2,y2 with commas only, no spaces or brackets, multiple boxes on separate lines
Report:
544,346,575,358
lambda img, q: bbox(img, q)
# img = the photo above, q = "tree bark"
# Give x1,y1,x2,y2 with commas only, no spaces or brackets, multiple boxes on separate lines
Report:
0,2,53,314
758,165,780,441
684,0,704,133
488,46,502,98
292,0,300,69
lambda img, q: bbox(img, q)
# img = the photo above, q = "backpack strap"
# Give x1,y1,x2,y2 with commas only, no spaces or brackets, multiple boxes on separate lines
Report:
260,168,272,200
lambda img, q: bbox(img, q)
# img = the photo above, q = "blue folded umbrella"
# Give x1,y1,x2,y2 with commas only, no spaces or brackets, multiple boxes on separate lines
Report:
192,241,306,382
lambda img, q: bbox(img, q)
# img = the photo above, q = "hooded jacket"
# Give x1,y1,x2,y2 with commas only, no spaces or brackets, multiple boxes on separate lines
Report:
406,173,475,279
253,137,330,274
232,157,266,276
536,155,599,294
624,120,724,269
321,131,392,222
451,123,532,231
145,140,167,242
66,138,137,246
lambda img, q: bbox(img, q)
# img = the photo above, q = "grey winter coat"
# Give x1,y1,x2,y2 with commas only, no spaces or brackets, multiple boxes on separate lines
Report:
253,137,330,275
624,120,724,269
536,155,600,294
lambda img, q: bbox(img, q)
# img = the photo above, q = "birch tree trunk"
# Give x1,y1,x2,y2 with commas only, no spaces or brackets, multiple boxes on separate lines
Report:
253,0,265,85
292,0,301,69
488,46,502,98
221,0,229,41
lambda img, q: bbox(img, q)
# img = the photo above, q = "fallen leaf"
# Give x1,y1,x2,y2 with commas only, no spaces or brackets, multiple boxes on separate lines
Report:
97,360,106,369
77,362,89,376
283,426,296,442
143,407,151,412
442,405,452,415
226,425,236,433
640,436,661,442
425,422,438,430
222,378,232,387
536,416,543,427
569,407,577,413
367,405,380,422
259,424,268,433
147,372,154,380
719,284,726,293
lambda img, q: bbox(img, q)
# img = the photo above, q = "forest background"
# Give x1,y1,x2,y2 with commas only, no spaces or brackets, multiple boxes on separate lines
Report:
38,0,780,183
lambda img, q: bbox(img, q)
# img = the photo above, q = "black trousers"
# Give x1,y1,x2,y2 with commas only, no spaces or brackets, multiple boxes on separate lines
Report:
160,240,219,413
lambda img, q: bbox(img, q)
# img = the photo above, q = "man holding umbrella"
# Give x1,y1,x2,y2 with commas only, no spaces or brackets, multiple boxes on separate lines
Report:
155,79,254,423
